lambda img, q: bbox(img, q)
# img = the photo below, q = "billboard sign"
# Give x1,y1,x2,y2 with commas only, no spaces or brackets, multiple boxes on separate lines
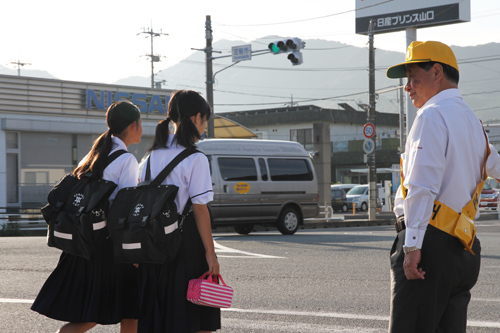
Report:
355,0,470,34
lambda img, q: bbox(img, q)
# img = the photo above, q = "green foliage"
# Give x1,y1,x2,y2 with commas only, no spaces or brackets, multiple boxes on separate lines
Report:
0,221,25,236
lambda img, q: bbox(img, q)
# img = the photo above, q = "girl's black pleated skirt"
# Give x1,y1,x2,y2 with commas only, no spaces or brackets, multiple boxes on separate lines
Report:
138,213,221,333
31,237,139,325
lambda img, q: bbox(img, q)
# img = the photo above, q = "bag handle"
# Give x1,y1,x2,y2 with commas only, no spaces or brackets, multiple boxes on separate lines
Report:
199,272,228,286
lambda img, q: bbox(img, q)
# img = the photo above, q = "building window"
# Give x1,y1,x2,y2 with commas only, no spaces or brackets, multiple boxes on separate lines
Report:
290,128,313,150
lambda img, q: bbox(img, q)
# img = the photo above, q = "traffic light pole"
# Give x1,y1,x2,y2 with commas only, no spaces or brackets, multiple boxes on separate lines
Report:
368,20,377,221
205,15,215,138
200,17,304,138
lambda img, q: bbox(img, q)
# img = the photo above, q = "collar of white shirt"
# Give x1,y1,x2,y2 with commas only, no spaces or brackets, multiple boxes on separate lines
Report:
112,136,128,152
420,88,462,111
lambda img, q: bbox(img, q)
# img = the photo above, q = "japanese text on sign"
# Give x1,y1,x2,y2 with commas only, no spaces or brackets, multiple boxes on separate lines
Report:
231,44,252,62
377,11,434,28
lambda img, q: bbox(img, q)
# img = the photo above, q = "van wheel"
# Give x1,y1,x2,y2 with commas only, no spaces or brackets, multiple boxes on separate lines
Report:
361,202,368,211
234,224,253,235
277,207,300,235
342,204,348,213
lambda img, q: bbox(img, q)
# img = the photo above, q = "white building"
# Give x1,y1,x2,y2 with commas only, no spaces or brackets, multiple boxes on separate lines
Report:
0,74,172,211
219,104,401,184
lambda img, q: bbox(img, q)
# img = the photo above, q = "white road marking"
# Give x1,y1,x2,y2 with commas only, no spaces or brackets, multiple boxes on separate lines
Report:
2,299,500,328
213,240,285,259
0,298,33,304
222,318,384,332
223,308,500,328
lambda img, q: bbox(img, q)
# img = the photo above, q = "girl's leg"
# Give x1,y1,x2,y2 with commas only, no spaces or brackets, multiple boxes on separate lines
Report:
57,322,96,333
120,319,138,333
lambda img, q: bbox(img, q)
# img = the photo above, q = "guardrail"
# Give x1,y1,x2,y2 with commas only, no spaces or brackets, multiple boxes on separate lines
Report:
0,207,46,231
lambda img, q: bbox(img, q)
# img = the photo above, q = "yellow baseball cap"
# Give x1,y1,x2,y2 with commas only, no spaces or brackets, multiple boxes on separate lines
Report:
386,41,459,79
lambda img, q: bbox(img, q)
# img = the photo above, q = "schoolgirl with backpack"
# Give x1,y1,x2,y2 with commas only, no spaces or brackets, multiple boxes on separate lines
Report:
31,100,143,333
136,90,221,333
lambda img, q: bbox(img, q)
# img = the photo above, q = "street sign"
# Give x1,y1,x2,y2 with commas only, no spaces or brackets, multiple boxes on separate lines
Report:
363,138,375,154
232,44,252,62
363,123,375,139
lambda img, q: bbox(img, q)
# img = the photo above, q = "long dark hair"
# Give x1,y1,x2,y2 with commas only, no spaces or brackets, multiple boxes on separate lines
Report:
149,90,211,151
73,100,141,178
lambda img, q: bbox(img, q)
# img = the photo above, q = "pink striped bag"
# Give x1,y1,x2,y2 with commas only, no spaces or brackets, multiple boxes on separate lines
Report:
187,272,233,308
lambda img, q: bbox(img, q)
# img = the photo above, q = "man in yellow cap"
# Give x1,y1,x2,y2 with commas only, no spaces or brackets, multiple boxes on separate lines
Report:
386,41,500,333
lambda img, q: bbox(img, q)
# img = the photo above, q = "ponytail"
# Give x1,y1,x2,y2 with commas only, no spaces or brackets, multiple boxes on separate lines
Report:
150,90,211,151
74,100,140,179
149,118,172,151
73,131,114,179
174,115,201,148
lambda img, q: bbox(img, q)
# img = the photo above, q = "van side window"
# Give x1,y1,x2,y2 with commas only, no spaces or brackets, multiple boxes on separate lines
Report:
218,158,257,181
268,158,313,181
258,158,268,181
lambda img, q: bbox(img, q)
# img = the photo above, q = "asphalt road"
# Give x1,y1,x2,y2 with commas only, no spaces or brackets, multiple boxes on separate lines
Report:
1,221,500,332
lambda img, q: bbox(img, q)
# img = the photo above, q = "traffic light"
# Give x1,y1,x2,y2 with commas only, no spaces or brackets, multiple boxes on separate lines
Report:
268,38,305,54
287,52,303,66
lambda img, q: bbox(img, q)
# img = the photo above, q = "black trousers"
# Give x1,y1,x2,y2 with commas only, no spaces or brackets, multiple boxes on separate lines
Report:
389,225,481,333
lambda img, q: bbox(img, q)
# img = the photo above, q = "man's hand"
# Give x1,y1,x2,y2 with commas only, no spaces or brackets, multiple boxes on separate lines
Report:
403,250,426,280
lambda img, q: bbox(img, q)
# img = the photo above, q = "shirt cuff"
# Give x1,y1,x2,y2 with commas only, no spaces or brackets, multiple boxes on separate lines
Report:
191,192,214,205
404,227,426,249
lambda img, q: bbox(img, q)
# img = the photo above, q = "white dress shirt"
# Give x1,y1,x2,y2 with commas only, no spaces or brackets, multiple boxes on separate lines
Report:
103,136,139,202
140,136,214,214
394,88,500,248
80,136,139,203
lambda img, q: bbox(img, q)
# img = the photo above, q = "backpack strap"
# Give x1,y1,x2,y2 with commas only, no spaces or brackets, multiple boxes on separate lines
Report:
150,146,199,187
106,150,128,168
82,150,129,180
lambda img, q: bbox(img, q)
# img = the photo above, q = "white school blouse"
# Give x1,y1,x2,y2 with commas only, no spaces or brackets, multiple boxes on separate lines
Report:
80,136,139,203
393,88,500,249
140,136,214,214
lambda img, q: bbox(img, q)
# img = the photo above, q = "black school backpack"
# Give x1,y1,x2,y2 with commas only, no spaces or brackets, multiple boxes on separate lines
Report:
107,146,198,264
42,150,128,259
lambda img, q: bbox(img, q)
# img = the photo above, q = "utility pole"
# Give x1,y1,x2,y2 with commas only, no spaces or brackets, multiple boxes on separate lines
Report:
10,60,31,76
367,20,377,221
205,15,215,138
138,24,168,89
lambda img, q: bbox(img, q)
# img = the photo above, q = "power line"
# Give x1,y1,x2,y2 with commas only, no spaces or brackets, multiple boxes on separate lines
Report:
217,0,394,27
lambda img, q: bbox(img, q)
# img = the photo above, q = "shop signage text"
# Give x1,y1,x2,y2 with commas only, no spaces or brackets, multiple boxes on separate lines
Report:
86,89,171,113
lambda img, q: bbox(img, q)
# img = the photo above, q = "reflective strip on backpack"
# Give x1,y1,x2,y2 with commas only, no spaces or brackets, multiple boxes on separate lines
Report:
164,221,178,235
54,231,73,240
92,221,106,231
122,243,141,250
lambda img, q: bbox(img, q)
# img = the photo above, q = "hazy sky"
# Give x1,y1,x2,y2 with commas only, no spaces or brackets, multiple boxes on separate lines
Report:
2,0,499,84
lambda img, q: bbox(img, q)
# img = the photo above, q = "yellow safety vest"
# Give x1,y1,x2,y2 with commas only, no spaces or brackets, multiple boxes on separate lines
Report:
401,130,490,255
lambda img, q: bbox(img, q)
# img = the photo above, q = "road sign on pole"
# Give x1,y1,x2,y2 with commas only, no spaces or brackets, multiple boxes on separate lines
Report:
363,138,375,154
232,45,252,62
363,123,375,139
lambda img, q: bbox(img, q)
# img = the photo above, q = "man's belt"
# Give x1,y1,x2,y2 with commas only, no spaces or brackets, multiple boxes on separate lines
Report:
395,215,405,233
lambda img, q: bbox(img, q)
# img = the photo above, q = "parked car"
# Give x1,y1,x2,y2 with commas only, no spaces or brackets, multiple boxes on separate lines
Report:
330,187,348,212
485,177,500,194
480,182,498,211
331,183,357,192
346,184,382,211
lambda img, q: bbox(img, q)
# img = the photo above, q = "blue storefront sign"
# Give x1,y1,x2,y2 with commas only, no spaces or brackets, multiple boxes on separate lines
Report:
86,89,171,113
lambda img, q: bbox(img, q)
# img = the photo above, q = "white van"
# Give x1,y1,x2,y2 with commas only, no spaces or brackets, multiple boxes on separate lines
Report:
196,139,320,235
